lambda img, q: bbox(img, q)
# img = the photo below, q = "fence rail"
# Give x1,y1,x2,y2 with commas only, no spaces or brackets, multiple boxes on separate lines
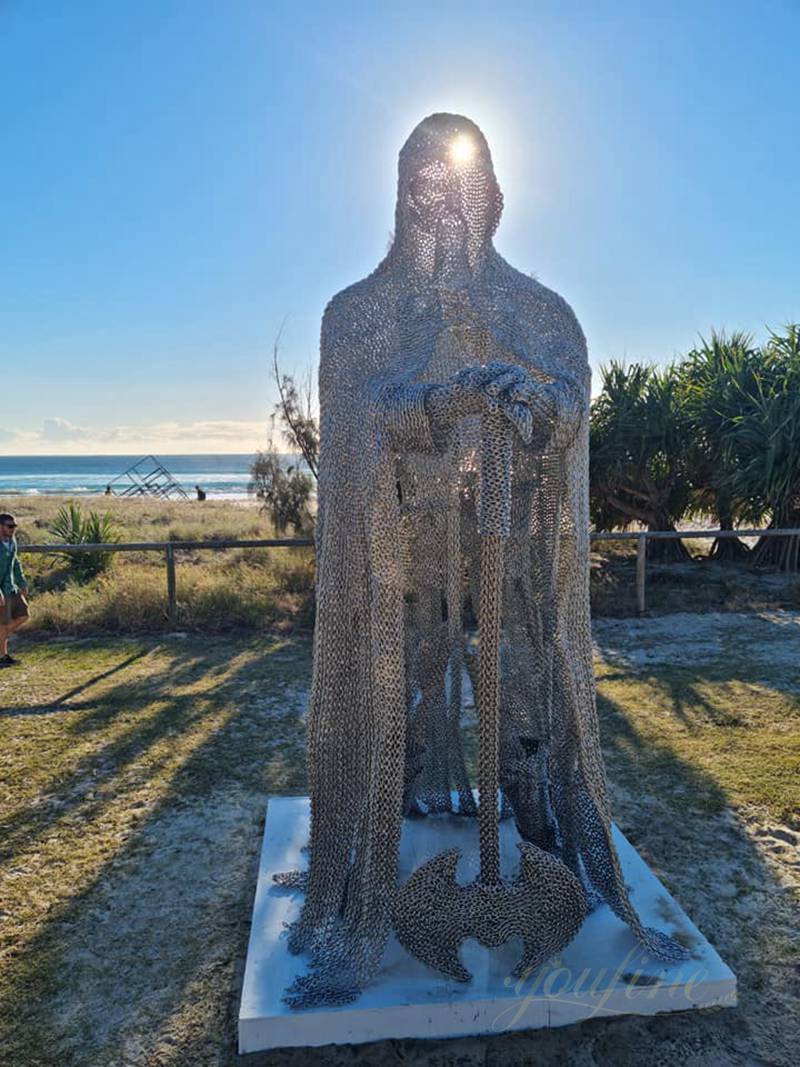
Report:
589,527,800,614
18,528,800,619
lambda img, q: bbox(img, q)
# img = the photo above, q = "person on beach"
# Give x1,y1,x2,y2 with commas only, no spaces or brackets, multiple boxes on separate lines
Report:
0,513,30,667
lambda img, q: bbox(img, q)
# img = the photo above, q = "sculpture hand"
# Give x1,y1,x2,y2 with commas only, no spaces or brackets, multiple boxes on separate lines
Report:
426,361,535,445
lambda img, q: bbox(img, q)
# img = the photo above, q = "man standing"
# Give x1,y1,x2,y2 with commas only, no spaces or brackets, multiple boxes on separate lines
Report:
0,513,30,667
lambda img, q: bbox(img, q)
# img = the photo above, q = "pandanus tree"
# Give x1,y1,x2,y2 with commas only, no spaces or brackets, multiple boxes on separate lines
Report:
590,361,693,561
680,331,756,561
718,325,800,571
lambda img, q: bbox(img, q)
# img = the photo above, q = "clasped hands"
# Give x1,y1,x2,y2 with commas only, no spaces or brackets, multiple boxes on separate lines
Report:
425,361,540,445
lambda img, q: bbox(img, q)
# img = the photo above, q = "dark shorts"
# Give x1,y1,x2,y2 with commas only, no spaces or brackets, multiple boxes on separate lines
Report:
1,592,29,625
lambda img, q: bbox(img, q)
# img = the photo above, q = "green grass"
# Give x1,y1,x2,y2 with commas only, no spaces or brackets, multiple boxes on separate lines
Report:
0,620,797,1065
596,661,799,823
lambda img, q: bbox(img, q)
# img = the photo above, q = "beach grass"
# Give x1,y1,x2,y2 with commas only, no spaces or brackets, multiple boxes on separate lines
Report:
4,494,274,545
2,496,315,636
0,617,797,1065
3,496,800,638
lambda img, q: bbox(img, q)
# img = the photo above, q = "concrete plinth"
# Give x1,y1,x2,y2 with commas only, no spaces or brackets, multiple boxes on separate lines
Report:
239,797,735,1053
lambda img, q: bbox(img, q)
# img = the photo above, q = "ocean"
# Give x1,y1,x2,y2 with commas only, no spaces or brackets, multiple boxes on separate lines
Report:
0,454,268,500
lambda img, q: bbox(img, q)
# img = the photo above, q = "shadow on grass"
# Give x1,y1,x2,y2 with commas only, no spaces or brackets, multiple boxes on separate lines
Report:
0,644,237,864
596,610,800,736
596,690,726,812
0,648,152,718
0,636,311,1065
239,681,795,1066
0,630,796,1067
598,666,741,732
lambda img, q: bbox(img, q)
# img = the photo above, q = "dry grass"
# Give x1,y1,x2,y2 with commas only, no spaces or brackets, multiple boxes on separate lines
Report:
5,497,800,637
0,634,310,1067
2,496,314,636
0,614,797,1066
5,495,271,544
26,552,315,636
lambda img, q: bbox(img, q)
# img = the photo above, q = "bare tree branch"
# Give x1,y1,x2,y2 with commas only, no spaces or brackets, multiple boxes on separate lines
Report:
272,334,319,481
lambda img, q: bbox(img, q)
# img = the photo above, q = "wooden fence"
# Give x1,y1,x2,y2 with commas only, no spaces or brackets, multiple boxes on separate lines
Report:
589,528,800,614
18,528,800,620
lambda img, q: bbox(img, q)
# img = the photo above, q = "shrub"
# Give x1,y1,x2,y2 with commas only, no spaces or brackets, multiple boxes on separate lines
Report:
49,502,121,582
249,451,315,535
26,558,315,636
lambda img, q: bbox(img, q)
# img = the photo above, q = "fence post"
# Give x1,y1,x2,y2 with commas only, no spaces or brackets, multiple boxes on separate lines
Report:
636,534,647,615
165,544,177,626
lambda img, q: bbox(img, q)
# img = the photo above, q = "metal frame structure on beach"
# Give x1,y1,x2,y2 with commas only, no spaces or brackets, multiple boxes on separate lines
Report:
107,455,189,501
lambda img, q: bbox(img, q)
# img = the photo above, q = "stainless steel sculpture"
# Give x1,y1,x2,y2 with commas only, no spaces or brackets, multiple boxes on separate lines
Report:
278,113,687,1009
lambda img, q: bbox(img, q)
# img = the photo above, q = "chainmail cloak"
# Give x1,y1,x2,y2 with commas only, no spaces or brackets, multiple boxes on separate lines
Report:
280,113,687,1009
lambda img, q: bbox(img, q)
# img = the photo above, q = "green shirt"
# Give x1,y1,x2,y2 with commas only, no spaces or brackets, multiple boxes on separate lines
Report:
0,538,26,596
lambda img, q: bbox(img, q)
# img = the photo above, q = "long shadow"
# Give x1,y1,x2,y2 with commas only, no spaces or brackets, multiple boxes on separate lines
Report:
596,689,727,811
598,666,741,731
1,628,796,1066
595,610,800,734
0,638,300,867
0,648,152,717
240,678,795,1066
1,633,312,1066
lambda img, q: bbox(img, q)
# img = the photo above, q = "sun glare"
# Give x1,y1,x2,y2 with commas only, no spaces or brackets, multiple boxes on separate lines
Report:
450,133,475,166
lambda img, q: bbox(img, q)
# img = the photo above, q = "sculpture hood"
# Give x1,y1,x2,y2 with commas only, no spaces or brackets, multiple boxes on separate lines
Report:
390,113,503,274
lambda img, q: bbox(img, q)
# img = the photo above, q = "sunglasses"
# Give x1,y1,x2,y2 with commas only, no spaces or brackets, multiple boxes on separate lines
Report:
1,523,17,529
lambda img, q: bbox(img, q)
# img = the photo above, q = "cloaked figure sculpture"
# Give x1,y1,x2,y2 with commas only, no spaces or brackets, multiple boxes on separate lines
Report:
278,113,687,1008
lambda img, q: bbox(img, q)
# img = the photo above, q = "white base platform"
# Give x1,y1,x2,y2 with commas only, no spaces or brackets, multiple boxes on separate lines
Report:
239,797,736,1052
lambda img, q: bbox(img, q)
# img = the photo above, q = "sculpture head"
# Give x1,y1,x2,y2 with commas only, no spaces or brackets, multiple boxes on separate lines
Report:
393,113,503,276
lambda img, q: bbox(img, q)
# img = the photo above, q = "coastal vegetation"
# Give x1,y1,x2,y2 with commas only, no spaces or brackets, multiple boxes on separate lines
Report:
5,497,315,636
3,323,800,636
0,494,797,637
590,325,800,570
258,323,800,571
249,452,315,535
249,348,318,534
49,502,121,581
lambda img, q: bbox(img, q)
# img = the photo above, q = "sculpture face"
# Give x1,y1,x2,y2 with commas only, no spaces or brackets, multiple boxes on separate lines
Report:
394,114,503,273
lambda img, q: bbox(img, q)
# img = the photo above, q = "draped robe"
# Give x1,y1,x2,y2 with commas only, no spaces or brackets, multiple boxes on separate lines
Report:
282,114,686,1008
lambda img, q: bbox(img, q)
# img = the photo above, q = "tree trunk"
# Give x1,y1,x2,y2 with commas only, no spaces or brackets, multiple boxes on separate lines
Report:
646,520,693,563
753,513,800,571
710,509,750,562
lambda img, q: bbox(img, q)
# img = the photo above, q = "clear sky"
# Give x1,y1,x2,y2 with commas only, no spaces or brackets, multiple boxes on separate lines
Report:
1,0,798,454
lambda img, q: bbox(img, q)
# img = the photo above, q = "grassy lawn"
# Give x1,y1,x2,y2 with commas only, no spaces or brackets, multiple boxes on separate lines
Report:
594,613,800,823
0,615,797,1066
0,635,310,1067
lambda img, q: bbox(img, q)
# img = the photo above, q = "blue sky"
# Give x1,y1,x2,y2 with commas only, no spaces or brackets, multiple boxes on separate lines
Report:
1,0,798,454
